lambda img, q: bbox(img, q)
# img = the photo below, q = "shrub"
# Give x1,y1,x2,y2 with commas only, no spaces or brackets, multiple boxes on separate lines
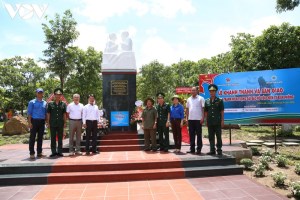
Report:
271,172,287,186
21,138,29,144
290,181,300,198
295,163,300,175
262,150,273,157
259,155,272,169
250,147,260,156
275,155,288,167
254,163,266,177
240,158,253,170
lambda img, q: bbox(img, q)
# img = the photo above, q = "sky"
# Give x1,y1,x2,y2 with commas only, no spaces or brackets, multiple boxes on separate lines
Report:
0,0,300,68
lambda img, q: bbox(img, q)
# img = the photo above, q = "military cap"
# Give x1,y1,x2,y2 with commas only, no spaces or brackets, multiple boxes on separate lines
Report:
208,84,218,91
171,95,181,101
144,97,155,105
156,92,165,98
54,88,63,95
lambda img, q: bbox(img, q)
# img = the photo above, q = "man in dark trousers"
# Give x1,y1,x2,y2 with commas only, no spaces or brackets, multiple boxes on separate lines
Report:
156,92,170,152
205,84,224,155
27,88,47,159
82,94,100,155
47,88,67,157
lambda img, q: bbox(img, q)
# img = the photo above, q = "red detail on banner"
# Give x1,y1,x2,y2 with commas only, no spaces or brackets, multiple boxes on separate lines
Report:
176,87,192,94
199,74,219,93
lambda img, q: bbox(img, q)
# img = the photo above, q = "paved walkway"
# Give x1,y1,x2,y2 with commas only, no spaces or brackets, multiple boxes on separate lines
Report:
0,175,287,200
0,140,288,200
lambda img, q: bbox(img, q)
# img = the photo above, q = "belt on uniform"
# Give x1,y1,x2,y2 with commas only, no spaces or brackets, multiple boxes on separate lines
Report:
171,118,181,120
86,120,98,122
32,118,45,121
69,118,82,121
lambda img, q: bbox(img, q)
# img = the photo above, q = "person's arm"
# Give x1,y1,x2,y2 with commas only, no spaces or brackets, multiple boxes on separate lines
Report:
220,99,225,128
63,104,67,128
180,105,184,128
27,101,33,129
141,111,145,129
200,98,205,124
153,109,157,129
82,106,86,128
46,103,50,127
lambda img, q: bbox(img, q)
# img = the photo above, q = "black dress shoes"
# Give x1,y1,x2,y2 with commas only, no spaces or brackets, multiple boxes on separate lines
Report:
49,153,57,157
57,153,64,157
206,151,216,155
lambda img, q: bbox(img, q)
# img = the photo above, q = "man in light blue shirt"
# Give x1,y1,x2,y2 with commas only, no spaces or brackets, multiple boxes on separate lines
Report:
27,88,47,159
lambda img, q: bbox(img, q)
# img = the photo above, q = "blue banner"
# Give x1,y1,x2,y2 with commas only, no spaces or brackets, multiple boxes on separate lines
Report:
111,111,129,126
200,68,300,124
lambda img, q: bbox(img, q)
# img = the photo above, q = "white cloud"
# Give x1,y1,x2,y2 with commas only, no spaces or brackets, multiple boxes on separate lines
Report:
76,0,148,22
202,15,284,58
150,0,196,18
139,36,201,66
75,24,108,51
77,0,196,22
145,28,158,36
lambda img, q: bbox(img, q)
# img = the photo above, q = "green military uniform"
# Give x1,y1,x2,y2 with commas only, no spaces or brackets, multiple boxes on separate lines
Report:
47,88,67,155
142,97,158,151
205,84,224,155
156,98,170,151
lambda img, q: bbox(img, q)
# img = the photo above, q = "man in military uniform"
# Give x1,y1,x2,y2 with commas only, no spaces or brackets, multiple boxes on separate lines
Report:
156,93,170,152
47,88,67,157
204,84,224,155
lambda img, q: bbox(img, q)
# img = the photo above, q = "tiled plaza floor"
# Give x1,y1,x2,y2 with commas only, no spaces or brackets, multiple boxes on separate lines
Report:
0,139,288,200
0,176,288,200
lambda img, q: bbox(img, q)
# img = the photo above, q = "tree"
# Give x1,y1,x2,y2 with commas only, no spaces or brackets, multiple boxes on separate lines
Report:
230,33,257,72
276,0,299,13
0,57,46,114
64,47,102,105
255,23,300,70
137,61,172,101
42,10,79,90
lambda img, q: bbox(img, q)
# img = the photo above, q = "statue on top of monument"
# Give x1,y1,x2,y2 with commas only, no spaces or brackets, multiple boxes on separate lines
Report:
102,31,136,72
120,31,132,51
104,33,118,53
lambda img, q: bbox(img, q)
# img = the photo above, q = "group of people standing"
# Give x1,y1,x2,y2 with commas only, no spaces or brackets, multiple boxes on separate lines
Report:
27,83,224,159
27,88,101,159
141,84,224,155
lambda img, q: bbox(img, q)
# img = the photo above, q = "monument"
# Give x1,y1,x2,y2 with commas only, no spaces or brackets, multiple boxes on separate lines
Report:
102,31,137,131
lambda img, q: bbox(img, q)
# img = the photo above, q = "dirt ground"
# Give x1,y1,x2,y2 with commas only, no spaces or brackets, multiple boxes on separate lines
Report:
243,148,300,199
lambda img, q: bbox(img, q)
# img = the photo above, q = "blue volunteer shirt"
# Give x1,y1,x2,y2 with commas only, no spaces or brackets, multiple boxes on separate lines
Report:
170,103,184,119
27,98,47,119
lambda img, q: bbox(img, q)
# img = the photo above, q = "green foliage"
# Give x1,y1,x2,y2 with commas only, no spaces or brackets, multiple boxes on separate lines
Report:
275,155,289,167
295,163,300,174
259,155,272,169
254,163,266,177
21,138,29,144
230,33,256,71
271,172,287,186
262,150,273,157
255,23,300,70
276,0,300,13
240,158,253,170
250,147,261,156
0,57,46,112
291,181,300,198
42,10,79,89
64,47,102,105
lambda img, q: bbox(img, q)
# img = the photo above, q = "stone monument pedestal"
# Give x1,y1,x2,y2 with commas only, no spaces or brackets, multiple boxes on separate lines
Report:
102,71,136,132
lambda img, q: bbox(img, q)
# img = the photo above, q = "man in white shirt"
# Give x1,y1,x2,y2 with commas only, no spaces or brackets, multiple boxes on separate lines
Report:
82,94,100,155
186,87,205,154
67,94,84,156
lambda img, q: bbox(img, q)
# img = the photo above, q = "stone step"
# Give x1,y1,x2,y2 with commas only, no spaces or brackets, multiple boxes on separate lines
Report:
0,164,243,186
71,139,144,146
282,142,300,146
0,156,236,175
246,142,262,147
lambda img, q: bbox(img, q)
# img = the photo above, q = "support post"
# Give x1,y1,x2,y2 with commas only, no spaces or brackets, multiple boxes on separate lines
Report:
229,123,232,145
274,124,277,154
